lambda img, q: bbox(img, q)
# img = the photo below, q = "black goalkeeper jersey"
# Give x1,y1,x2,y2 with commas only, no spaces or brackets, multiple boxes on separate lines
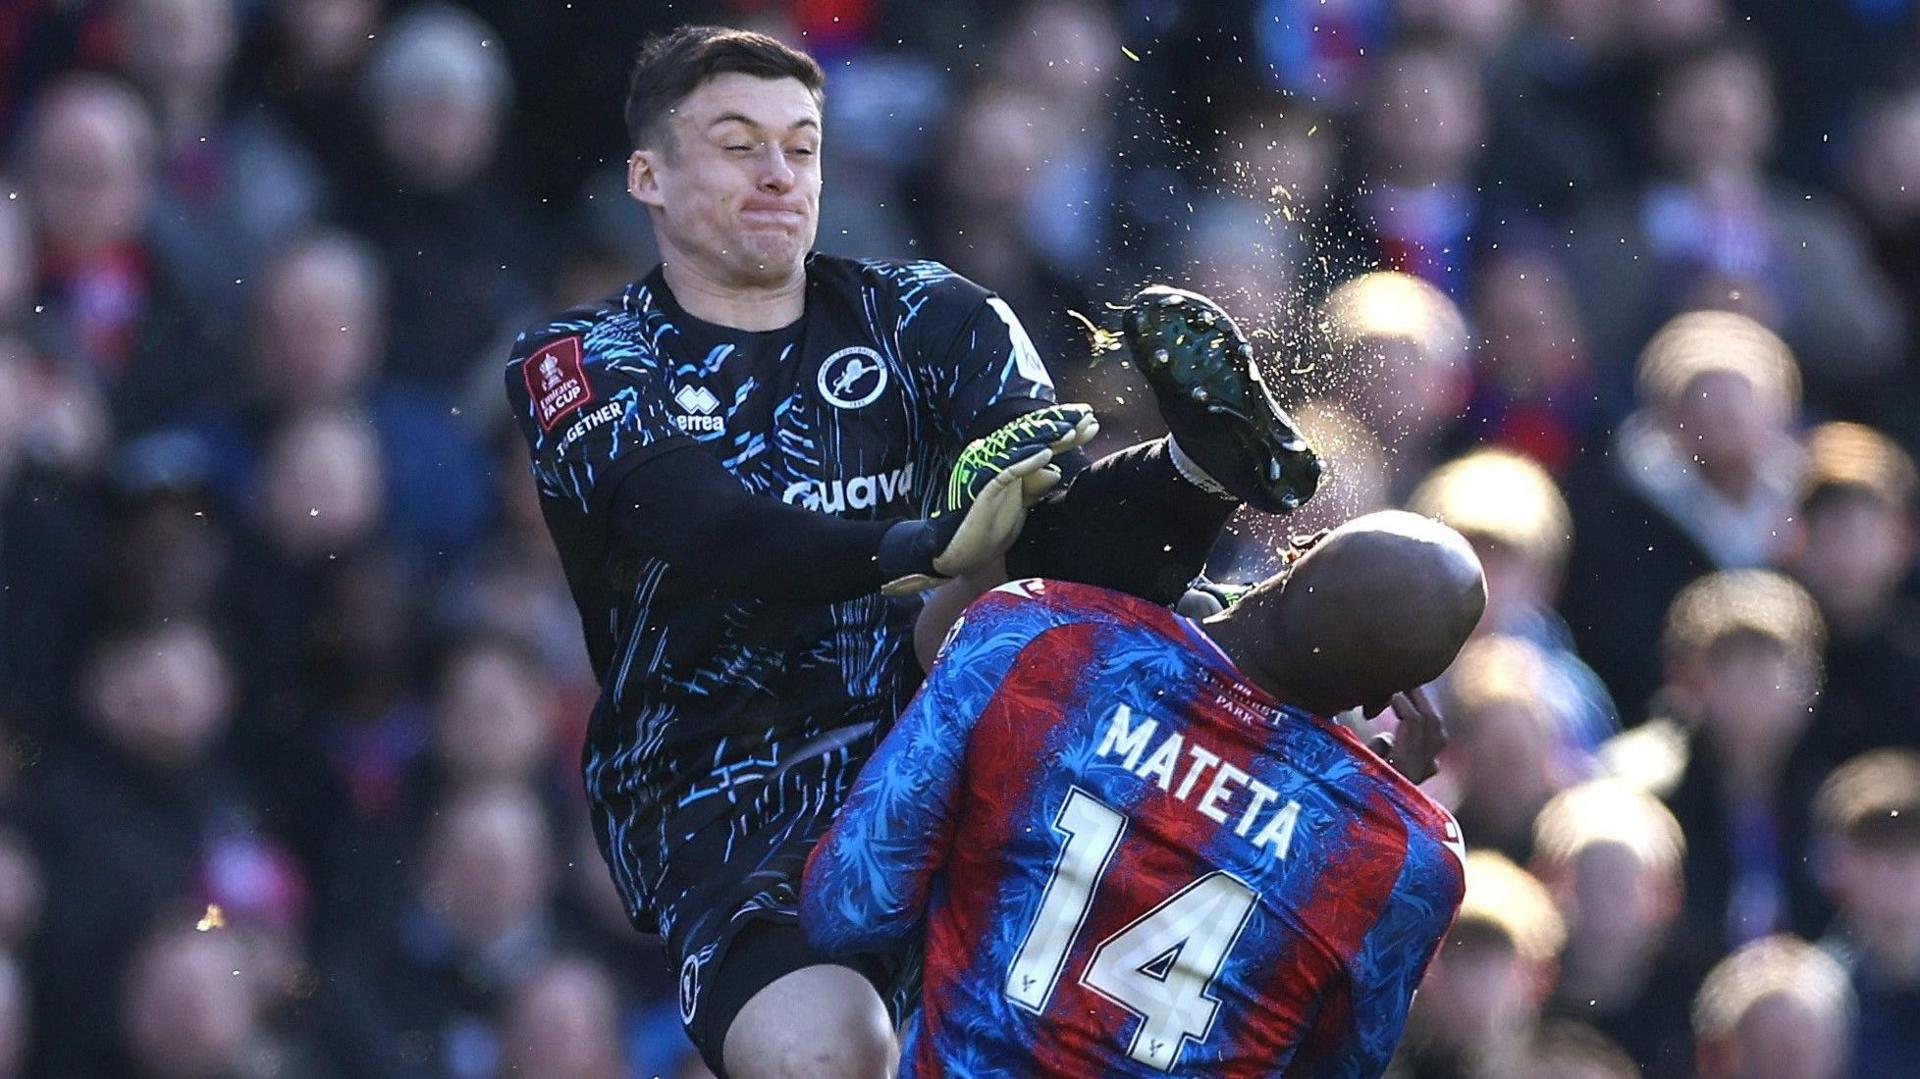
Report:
504,255,1056,936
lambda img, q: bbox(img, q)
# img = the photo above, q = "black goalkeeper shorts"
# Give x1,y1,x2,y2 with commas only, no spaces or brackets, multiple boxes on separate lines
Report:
592,779,918,1076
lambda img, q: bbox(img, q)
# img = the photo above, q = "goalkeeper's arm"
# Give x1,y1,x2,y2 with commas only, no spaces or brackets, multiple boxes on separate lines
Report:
605,450,894,602
604,404,1093,603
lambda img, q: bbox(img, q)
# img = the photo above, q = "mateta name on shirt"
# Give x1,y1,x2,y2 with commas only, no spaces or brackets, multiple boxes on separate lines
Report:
1095,703,1303,861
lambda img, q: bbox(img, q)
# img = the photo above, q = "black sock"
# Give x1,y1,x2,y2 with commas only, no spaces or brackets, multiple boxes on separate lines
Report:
1008,438,1239,606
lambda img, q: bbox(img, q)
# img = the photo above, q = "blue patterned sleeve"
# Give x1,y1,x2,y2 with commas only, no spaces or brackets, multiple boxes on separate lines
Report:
1312,819,1465,1078
802,584,1055,955
890,262,1059,442
504,320,688,519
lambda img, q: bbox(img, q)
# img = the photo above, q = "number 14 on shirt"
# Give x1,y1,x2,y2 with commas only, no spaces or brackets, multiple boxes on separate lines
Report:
1005,787,1259,1071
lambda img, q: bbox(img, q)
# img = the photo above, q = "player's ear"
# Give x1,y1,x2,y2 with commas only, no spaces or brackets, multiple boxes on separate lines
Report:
628,149,665,210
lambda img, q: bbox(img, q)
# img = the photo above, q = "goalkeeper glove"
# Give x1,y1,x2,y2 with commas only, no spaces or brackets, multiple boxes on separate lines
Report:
878,404,1098,595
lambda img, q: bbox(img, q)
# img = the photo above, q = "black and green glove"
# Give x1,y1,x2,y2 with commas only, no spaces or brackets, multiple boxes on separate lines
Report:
878,404,1099,595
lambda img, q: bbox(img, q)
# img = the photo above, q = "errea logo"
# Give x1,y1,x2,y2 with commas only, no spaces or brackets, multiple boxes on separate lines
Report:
674,385,719,414
673,384,724,433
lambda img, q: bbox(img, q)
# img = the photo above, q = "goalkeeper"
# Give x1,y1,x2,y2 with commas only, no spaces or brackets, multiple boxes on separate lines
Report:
504,24,1321,1079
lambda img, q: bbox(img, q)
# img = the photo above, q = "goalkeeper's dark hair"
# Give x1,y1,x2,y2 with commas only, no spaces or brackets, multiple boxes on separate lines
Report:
624,26,824,153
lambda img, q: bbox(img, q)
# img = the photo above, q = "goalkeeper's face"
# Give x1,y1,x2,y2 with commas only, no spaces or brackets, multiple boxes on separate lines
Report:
628,72,822,289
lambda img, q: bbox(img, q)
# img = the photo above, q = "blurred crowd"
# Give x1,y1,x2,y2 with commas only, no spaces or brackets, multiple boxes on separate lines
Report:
2,0,1920,1077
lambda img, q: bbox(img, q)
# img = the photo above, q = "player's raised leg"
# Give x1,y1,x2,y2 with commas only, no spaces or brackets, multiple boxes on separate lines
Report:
1124,284,1321,513
1007,284,1322,604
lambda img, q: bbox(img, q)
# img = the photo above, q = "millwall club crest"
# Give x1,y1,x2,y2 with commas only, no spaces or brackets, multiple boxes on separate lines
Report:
817,347,888,410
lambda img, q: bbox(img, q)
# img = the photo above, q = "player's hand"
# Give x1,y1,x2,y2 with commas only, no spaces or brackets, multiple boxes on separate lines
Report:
951,404,1100,506
1011,403,1099,504
1367,686,1448,785
877,405,1094,595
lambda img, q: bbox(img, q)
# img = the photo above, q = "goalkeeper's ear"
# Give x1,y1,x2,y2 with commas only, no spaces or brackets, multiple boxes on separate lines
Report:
627,149,666,210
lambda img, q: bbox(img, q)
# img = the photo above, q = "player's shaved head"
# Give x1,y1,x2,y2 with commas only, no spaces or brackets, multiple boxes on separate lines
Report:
1213,511,1486,715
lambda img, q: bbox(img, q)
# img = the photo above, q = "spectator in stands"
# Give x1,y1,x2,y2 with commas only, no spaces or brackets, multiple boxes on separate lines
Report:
25,618,306,1078
1462,242,1604,466
99,436,226,627
1311,270,1472,498
920,79,1092,388
497,955,628,1079
347,2,541,395
1410,448,1617,751
120,918,330,1079
431,632,556,792
120,924,258,1079
1193,92,1343,302
295,549,433,927
244,0,384,188
1438,635,1578,862
0,185,114,477
183,230,493,569
113,0,325,308
257,409,385,567
1812,750,1920,1079
1742,0,1920,185
1517,1020,1644,1079
1396,851,1567,1078
1691,935,1854,1079
1846,83,1920,321
1533,779,1703,1078
1481,0,1640,220
18,74,228,430
1562,309,1804,717
1348,36,1489,297
322,782,558,1079
1780,422,1920,771
988,0,1127,286
1567,37,1905,415
223,409,391,756
1603,570,1829,951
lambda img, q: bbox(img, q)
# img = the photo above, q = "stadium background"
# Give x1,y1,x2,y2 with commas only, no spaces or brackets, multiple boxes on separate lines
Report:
3,0,1920,1076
